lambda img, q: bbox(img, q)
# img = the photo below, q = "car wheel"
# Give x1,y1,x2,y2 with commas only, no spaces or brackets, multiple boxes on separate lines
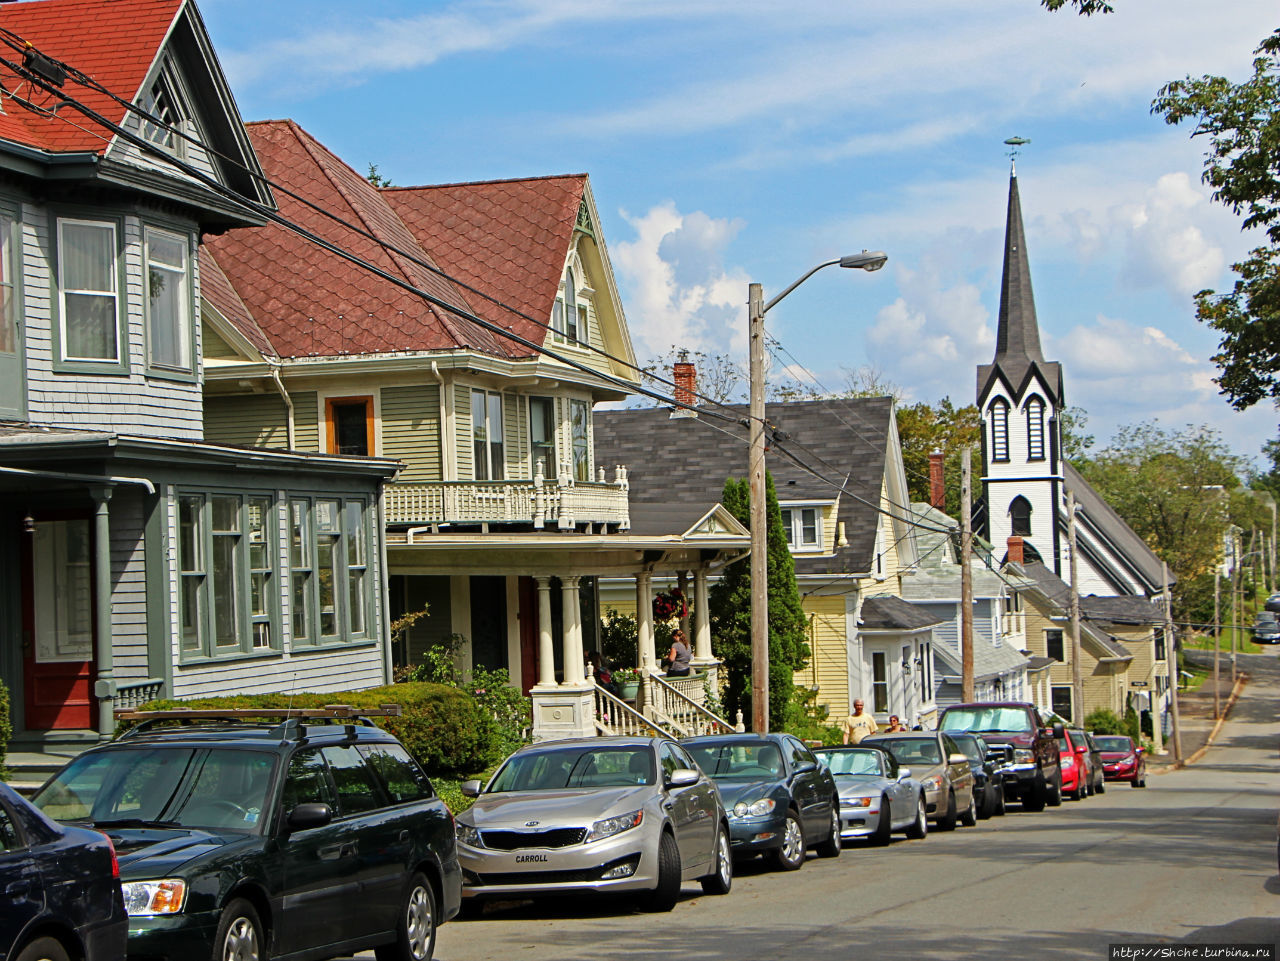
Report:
1023,775,1046,812
699,824,733,895
772,811,806,871
815,802,842,858
995,786,1007,816
14,937,70,961
212,898,263,961
937,790,958,831
1069,777,1083,801
375,872,437,961
871,797,892,846
643,831,683,912
977,787,993,820
1046,773,1063,807
904,794,928,839
960,791,977,827
1096,776,1106,795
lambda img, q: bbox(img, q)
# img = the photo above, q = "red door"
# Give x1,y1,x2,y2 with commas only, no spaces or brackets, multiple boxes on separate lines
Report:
517,577,538,696
22,516,96,730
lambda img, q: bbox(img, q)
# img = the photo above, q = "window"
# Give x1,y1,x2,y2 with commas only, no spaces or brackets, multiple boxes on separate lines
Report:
321,745,385,815
564,267,579,342
871,651,888,714
327,397,373,456
471,390,504,480
1009,496,1032,537
1026,396,1045,460
144,226,191,371
0,211,15,356
357,743,434,804
248,498,273,650
1051,686,1073,723
529,397,556,477
316,499,341,639
989,399,1010,462
179,496,204,653
290,499,312,644
140,70,188,151
282,749,335,810
1045,629,1064,662
780,506,823,552
923,642,933,694
58,219,119,363
346,501,367,637
1154,627,1166,661
570,398,590,482
290,496,371,646
211,496,242,650
0,805,19,850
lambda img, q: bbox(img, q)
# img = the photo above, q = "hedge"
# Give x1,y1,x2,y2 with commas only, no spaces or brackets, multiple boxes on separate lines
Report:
0,678,10,779
126,682,504,776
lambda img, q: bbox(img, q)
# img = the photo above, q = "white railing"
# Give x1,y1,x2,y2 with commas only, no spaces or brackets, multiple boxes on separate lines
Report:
388,465,629,531
645,671,741,737
594,683,668,737
115,678,165,710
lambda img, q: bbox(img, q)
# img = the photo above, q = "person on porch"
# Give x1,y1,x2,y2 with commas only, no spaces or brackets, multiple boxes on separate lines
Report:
665,630,692,677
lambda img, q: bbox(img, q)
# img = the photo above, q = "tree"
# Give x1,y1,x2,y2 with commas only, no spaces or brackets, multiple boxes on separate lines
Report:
1152,30,1280,410
709,474,810,730
894,397,982,515
638,348,745,407
1060,406,1095,460
1041,0,1113,12
367,163,396,188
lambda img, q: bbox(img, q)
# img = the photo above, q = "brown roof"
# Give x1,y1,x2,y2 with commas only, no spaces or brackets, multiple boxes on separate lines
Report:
199,253,276,358
383,175,586,358
203,120,507,359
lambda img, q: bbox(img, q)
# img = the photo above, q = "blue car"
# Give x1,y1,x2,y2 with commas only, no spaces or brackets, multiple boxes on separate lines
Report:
0,781,127,961
682,733,841,871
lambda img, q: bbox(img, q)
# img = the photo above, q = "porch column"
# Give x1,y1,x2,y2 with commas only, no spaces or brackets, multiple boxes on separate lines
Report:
92,489,116,738
693,568,712,662
534,577,556,688
561,575,586,686
636,571,654,670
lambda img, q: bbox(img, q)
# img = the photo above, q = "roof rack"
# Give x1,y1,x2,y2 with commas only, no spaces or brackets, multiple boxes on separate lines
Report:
115,704,403,740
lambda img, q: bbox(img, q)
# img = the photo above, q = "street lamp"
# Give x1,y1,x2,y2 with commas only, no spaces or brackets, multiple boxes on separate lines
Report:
748,250,888,733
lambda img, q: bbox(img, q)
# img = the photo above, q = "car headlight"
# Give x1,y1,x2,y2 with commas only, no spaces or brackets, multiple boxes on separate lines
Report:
586,809,643,842
841,797,873,808
921,775,942,791
732,798,777,818
1013,749,1034,763
455,822,481,848
122,879,186,916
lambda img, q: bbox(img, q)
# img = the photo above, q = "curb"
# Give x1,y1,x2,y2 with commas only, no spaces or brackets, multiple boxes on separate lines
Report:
1149,672,1249,775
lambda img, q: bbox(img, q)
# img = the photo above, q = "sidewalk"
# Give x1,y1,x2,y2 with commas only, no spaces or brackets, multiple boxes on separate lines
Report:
1147,660,1246,772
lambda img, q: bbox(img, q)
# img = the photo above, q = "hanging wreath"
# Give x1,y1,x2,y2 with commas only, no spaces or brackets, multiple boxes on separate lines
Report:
653,586,687,622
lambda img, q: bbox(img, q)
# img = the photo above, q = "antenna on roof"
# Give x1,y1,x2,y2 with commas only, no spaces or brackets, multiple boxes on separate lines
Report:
1004,137,1031,175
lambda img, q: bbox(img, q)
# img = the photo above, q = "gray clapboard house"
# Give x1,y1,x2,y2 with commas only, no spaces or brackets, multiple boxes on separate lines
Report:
0,0,398,749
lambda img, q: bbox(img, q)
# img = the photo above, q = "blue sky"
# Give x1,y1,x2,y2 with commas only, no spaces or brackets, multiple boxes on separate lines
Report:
200,0,1278,462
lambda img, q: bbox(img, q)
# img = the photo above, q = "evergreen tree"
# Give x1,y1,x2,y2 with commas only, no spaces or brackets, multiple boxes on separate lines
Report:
709,473,810,730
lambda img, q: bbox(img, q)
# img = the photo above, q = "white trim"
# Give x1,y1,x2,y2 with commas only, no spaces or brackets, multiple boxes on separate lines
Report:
57,217,121,364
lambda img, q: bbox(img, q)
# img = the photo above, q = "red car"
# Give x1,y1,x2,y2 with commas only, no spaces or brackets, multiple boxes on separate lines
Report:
1093,734,1147,787
1056,729,1103,800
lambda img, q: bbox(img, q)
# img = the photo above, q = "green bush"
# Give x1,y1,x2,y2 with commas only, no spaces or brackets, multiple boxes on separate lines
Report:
0,678,10,779
782,687,842,746
1083,708,1124,734
125,682,503,776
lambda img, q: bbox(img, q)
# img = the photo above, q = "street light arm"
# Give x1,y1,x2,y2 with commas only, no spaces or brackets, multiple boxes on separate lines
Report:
762,259,840,315
762,250,888,314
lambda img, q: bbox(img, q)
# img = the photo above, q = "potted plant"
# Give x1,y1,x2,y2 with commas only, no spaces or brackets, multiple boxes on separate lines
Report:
612,667,641,701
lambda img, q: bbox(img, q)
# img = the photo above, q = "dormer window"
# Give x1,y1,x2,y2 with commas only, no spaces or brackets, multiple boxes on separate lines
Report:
553,258,590,345
989,399,1010,462
1025,396,1045,460
780,504,825,552
564,268,579,342
140,62,191,154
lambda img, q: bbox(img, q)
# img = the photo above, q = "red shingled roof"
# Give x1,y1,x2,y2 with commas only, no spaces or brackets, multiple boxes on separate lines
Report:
199,251,275,358
203,120,510,359
384,175,586,356
0,0,181,155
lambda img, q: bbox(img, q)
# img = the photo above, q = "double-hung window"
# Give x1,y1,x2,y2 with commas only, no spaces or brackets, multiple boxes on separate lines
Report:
471,390,504,480
1045,629,1065,662
289,496,371,646
58,218,120,365
570,398,590,482
871,652,888,713
529,397,556,477
780,505,823,552
144,227,192,372
564,268,579,342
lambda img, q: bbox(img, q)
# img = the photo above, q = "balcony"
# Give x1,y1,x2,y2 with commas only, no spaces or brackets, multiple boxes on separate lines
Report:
384,466,630,531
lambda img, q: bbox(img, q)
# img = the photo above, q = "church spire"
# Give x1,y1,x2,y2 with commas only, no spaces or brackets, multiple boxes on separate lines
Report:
994,171,1044,368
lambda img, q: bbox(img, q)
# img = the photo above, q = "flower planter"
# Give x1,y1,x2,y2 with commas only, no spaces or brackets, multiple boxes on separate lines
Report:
617,681,640,701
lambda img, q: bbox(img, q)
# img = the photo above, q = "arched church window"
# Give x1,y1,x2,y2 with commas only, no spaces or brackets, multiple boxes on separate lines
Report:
1026,396,1045,461
1010,495,1032,536
990,399,1010,462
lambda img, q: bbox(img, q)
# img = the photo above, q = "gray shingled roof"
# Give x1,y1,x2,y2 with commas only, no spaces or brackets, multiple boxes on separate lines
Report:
1019,562,1146,657
1064,462,1168,594
860,595,944,632
932,637,1030,683
594,399,895,574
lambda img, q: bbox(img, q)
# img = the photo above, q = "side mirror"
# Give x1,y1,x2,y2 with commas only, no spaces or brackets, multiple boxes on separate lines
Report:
1075,745,1088,754
947,753,969,766
460,780,483,798
898,767,913,781
666,767,700,788
794,759,817,774
286,802,332,831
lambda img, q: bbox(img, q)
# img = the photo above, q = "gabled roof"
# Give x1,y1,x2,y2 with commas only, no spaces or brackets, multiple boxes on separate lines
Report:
199,253,275,359
594,398,897,576
931,638,1030,684
383,175,588,357
1063,461,1168,595
203,120,509,360
1019,562,1150,655
859,595,943,632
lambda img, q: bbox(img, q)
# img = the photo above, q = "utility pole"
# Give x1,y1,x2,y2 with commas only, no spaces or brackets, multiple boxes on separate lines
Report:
1212,574,1221,720
1230,550,1239,684
1067,490,1083,726
748,282,769,733
960,447,974,702
1164,560,1182,762
1271,501,1277,594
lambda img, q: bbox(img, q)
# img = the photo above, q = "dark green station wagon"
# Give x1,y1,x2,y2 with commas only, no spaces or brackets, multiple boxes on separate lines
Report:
29,706,461,961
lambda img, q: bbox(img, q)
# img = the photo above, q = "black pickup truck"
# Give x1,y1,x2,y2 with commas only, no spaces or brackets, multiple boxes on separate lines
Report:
937,702,1064,812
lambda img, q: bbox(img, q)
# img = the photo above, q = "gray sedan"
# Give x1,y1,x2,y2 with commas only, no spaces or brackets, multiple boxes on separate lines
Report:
864,732,976,831
814,745,928,844
454,736,732,912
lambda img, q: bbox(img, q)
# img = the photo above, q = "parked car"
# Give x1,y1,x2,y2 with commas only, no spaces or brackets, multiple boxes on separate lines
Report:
948,733,1007,818
455,736,732,911
31,706,459,961
864,732,976,830
937,702,1064,811
812,745,927,844
1057,730,1093,800
1082,731,1106,795
683,733,841,870
1264,593,1280,615
1093,734,1148,787
1253,613,1280,644
0,781,126,961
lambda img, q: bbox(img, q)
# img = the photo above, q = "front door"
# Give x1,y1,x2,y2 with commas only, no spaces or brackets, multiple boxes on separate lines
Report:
23,518,95,730
517,576,538,695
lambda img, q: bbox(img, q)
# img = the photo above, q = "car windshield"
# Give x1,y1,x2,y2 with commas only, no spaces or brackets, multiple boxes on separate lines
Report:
939,707,1033,734
1093,736,1133,752
873,738,941,766
32,747,276,834
815,749,884,776
686,743,783,780
487,747,654,792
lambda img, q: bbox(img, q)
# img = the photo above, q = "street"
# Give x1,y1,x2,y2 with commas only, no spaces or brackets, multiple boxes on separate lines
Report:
413,656,1280,961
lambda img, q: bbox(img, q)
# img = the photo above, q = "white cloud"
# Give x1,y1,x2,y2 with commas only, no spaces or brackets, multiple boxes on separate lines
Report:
611,201,751,362
1114,173,1226,297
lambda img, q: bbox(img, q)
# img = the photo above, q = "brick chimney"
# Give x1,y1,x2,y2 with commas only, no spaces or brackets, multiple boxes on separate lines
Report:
929,450,945,508
671,349,697,419
1006,536,1025,566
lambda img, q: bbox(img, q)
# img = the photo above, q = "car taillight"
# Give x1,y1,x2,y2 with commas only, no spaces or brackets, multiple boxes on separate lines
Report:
101,833,120,880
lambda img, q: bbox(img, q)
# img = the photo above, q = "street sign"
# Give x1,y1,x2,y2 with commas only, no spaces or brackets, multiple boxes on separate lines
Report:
1130,680,1149,688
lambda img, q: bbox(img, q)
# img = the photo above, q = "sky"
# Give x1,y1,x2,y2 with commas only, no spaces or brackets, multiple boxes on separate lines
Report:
199,0,1279,463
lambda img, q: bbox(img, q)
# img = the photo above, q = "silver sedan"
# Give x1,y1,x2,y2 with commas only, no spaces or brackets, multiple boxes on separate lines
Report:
454,736,732,912
815,746,927,844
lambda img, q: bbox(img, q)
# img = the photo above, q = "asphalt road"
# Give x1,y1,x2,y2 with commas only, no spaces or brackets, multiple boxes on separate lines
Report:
374,656,1280,961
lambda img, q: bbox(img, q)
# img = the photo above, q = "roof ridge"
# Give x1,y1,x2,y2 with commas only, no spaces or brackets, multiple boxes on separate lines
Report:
381,172,588,192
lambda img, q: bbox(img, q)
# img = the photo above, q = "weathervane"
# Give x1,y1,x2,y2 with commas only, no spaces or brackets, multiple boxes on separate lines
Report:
1004,136,1031,174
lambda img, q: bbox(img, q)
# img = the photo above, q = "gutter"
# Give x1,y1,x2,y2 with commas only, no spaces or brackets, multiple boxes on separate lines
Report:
270,363,296,449
0,464,156,495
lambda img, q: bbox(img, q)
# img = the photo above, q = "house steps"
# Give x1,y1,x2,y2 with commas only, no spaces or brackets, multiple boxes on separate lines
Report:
6,730,99,796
